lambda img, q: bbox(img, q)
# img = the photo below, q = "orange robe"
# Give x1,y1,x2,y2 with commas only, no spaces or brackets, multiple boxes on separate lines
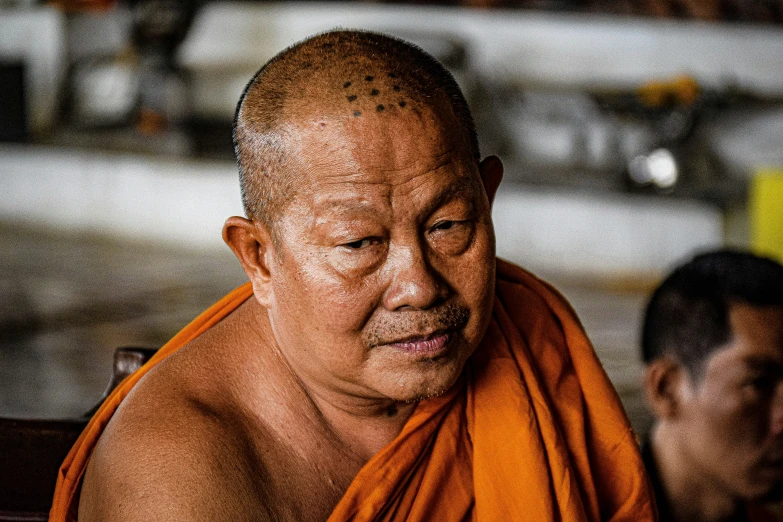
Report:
50,259,655,521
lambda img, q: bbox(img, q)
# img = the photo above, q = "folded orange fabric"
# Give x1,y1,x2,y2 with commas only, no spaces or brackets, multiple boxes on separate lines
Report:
50,259,655,521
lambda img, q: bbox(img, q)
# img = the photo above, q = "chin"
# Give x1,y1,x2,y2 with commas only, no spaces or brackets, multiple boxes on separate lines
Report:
399,383,452,404
367,334,474,402
382,363,463,403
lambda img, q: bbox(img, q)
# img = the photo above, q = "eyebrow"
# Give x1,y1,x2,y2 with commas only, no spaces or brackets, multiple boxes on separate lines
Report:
310,170,479,222
311,197,385,226
418,175,479,217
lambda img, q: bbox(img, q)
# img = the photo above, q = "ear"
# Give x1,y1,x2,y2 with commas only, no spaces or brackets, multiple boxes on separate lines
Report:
644,357,690,421
223,216,276,308
479,155,504,207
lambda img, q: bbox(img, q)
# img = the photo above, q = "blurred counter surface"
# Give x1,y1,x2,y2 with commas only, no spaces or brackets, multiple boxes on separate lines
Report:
0,223,246,421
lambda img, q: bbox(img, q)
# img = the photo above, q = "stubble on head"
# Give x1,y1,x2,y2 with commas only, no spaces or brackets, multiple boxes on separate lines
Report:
232,31,479,244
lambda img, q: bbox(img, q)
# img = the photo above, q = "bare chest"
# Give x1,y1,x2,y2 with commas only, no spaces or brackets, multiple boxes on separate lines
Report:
228,434,363,522
241,404,370,510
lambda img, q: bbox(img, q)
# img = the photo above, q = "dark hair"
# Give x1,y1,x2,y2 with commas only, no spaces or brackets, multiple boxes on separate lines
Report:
232,29,479,234
642,249,783,378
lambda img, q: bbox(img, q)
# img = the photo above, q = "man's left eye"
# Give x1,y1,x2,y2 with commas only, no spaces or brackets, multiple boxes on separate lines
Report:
433,221,458,231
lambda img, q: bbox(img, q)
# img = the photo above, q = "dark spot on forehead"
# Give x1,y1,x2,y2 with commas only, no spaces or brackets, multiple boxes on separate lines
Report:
347,95,357,102
387,72,398,79
376,104,385,112
393,85,400,92
353,110,362,117
370,89,379,96
399,100,407,107
365,75,374,82
343,81,351,88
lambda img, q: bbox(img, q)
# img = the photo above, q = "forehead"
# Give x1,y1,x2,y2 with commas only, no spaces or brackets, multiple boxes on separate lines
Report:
294,61,436,124
284,100,478,209
705,303,783,374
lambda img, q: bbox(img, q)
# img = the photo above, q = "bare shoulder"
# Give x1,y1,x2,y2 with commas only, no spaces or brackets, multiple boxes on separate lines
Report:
78,327,275,521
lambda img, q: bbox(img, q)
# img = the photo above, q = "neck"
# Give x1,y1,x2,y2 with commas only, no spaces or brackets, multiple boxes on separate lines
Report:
652,424,742,522
304,386,418,462
250,303,417,463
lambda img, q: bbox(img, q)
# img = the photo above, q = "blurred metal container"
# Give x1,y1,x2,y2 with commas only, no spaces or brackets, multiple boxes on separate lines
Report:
0,60,27,142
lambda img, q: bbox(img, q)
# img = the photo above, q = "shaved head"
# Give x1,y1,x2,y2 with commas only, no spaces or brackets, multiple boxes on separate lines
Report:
232,30,479,235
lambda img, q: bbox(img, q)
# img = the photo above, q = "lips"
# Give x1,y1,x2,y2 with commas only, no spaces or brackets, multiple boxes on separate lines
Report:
754,452,783,479
757,463,783,484
386,330,454,357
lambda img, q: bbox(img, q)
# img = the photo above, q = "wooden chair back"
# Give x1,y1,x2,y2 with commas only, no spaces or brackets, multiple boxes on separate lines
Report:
0,347,156,521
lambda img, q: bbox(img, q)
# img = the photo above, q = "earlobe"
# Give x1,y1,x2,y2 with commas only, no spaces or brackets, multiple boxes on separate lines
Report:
223,216,275,307
644,358,688,420
479,155,504,207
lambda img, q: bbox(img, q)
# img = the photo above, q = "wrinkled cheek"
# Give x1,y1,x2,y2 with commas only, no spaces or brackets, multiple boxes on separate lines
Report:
295,275,377,334
467,259,496,328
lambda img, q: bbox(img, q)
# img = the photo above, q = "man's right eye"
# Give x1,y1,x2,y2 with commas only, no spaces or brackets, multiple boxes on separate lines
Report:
749,375,775,392
343,238,373,249
741,373,777,401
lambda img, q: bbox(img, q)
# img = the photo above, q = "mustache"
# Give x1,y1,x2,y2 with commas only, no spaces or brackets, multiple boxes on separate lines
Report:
363,304,470,348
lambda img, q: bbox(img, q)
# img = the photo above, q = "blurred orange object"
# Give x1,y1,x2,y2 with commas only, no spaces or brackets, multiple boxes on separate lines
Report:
135,107,167,136
638,75,700,107
49,0,117,12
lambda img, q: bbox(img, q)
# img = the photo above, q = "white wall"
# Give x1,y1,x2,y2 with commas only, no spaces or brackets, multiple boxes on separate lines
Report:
493,185,722,278
0,145,242,249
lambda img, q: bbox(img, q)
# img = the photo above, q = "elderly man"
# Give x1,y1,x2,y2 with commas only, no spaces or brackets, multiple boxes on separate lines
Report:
641,250,783,522
51,31,653,521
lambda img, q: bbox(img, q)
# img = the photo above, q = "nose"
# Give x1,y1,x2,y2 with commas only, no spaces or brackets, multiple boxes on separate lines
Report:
382,242,447,311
